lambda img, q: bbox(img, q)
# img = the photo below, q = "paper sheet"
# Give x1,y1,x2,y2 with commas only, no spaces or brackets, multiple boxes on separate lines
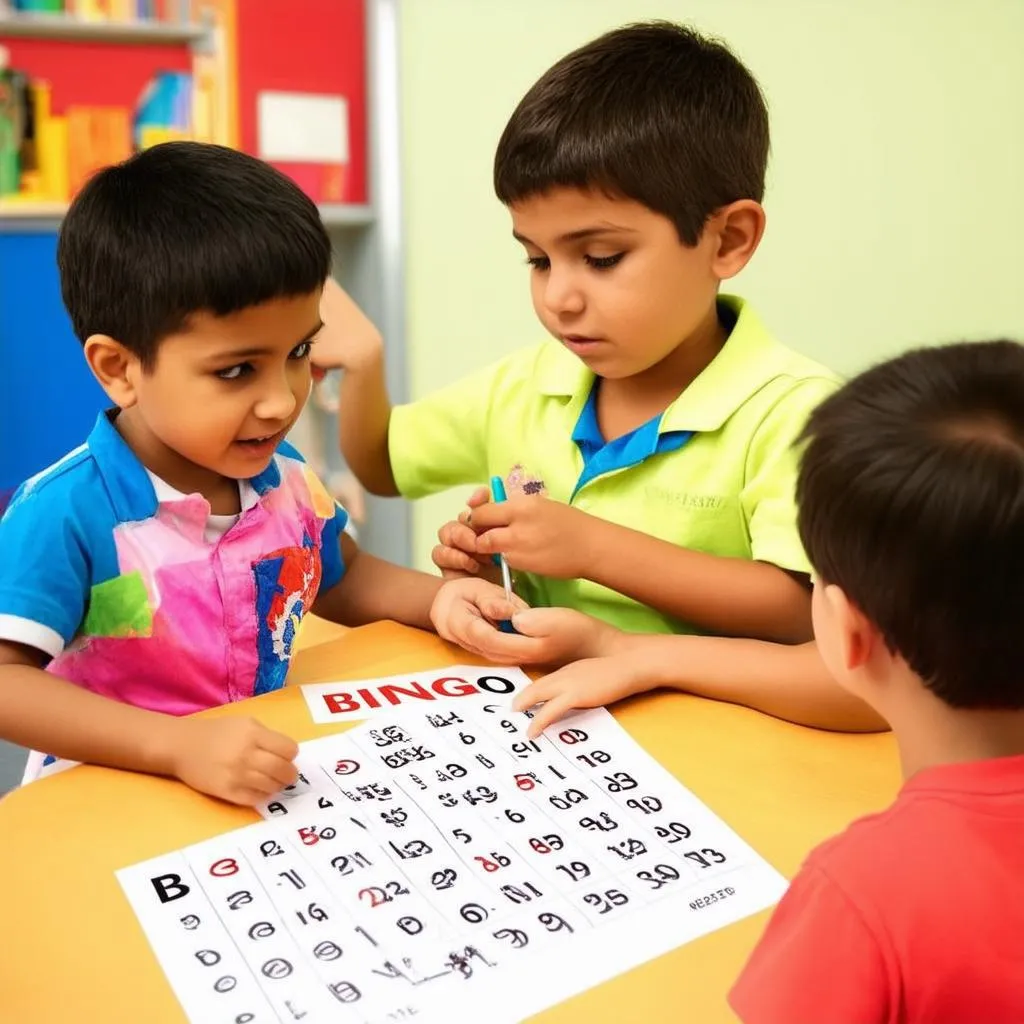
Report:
118,702,787,1023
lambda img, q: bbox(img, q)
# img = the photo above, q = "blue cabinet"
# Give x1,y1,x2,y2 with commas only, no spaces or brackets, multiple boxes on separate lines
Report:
0,231,106,492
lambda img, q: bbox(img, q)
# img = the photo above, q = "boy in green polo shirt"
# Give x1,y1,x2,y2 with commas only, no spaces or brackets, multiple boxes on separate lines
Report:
318,22,877,731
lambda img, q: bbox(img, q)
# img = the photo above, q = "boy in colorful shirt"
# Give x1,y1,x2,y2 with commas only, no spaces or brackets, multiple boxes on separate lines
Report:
730,341,1024,1023
0,143,520,805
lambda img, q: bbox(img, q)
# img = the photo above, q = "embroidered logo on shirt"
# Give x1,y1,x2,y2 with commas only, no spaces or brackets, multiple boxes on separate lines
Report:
505,464,547,497
252,536,322,695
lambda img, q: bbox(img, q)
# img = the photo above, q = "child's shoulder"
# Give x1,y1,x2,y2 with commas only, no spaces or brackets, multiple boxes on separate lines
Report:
2,442,102,518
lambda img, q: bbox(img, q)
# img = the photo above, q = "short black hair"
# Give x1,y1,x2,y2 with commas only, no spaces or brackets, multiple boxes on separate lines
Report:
58,141,331,366
797,340,1024,709
493,21,769,246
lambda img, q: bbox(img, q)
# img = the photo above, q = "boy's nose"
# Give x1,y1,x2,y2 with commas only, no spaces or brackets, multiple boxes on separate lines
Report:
542,270,585,317
254,379,299,423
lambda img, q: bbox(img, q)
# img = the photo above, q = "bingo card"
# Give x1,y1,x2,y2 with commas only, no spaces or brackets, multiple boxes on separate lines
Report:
118,699,787,1023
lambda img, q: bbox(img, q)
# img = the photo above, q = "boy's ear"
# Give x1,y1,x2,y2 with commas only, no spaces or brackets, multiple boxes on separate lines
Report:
824,583,885,676
83,335,142,409
707,199,766,280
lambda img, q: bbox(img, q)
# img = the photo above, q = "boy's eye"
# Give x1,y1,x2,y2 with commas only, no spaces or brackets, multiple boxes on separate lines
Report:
216,363,253,381
584,252,625,270
525,255,551,271
290,340,313,360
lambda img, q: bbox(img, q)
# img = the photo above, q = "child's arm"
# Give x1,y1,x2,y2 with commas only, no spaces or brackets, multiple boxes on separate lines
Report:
0,641,299,804
311,533,530,657
467,499,812,643
460,607,883,735
729,863,890,1023
313,278,398,496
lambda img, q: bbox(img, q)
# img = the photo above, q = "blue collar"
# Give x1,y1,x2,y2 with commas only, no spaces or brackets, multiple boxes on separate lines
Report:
86,411,282,522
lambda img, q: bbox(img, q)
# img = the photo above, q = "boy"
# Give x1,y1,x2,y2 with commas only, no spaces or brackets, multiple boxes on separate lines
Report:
0,143,519,807
330,22,836,648
730,340,1024,1023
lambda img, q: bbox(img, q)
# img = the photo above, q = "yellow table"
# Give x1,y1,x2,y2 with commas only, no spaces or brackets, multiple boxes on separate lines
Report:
0,622,899,1023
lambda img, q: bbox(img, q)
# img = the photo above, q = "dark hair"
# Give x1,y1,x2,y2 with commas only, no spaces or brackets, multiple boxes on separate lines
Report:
58,141,331,366
493,21,769,246
797,340,1024,709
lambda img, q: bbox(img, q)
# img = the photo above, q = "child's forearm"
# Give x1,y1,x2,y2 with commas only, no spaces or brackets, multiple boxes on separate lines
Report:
338,353,399,497
609,633,885,733
314,542,440,631
584,518,812,643
0,653,181,774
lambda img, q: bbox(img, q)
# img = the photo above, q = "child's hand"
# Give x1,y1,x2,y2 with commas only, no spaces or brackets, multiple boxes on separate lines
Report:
512,654,650,739
169,717,299,805
430,577,528,655
313,277,383,373
432,486,496,579
503,606,621,664
469,496,602,579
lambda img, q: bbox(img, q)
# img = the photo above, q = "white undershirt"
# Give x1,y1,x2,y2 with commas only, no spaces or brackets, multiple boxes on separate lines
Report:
146,471,260,543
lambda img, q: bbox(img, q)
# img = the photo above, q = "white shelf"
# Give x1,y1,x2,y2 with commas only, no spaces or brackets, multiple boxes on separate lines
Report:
0,199,375,231
0,10,207,45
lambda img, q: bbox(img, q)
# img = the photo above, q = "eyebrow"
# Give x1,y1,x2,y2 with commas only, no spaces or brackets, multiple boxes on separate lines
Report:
208,319,324,363
513,224,638,246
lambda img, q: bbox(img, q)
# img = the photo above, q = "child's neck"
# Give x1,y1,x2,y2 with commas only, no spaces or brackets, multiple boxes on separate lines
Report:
115,408,242,515
889,689,1024,779
597,301,727,440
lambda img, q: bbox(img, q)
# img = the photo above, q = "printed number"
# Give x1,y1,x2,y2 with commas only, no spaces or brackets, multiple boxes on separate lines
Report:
582,889,630,915
554,861,591,882
510,741,541,758
575,750,611,767
503,808,526,824
499,719,519,734
514,773,538,791
298,825,337,846
462,787,498,806
278,869,306,890
259,840,284,857
605,838,647,861
430,868,458,891
689,886,737,910
389,840,433,860
604,772,638,793
226,890,253,911
499,882,543,904
460,903,489,924
458,732,477,746
578,812,618,832
357,881,411,908
557,729,588,745
684,848,727,869
331,852,373,876
475,852,512,873
538,911,574,935
451,829,472,845
549,788,588,811
636,864,681,890
295,903,328,925
528,834,564,854
626,796,663,815
654,822,692,843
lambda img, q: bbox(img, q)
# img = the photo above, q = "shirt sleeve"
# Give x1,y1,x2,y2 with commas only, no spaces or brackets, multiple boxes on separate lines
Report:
319,499,348,593
0,483,90,658
729,863,891,1024
388,355,515,499
741,377,837,575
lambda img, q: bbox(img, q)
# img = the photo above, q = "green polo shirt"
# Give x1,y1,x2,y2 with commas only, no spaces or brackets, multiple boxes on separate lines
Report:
390,296,838,635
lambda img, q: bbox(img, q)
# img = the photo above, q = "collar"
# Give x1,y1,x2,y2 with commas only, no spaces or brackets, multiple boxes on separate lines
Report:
87,410,282,522
536,295,791,434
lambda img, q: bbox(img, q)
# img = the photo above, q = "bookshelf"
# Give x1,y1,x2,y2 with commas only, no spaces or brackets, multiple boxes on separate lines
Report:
0,10,208,45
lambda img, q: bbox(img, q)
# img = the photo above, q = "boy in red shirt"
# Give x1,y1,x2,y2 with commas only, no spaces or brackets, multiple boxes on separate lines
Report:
730,339,1024,1024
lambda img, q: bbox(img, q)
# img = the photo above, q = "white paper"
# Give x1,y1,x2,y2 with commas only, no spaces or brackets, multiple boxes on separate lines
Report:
257,91,350,164
301,665,532,724
119,705,787,1024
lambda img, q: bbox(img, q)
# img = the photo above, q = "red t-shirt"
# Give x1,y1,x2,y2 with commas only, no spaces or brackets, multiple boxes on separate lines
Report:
730,755,1024,1024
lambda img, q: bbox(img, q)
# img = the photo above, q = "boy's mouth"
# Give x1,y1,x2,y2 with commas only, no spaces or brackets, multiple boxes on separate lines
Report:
562,335,604,353
234,430,286,456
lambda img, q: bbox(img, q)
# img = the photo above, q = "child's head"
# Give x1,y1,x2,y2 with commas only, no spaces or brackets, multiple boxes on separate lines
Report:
493,21,769,379
58,141,331,484
797,340,1024,713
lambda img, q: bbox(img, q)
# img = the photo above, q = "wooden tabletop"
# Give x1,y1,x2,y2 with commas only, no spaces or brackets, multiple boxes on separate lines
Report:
0,621,899,1023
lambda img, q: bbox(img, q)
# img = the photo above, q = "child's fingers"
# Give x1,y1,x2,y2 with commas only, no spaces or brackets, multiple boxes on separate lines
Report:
255,726,300,763
439,520,480,554
242,769,286,797
250,748,299,788
525,694,577,739
432,544,480,575
465,486,491,508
